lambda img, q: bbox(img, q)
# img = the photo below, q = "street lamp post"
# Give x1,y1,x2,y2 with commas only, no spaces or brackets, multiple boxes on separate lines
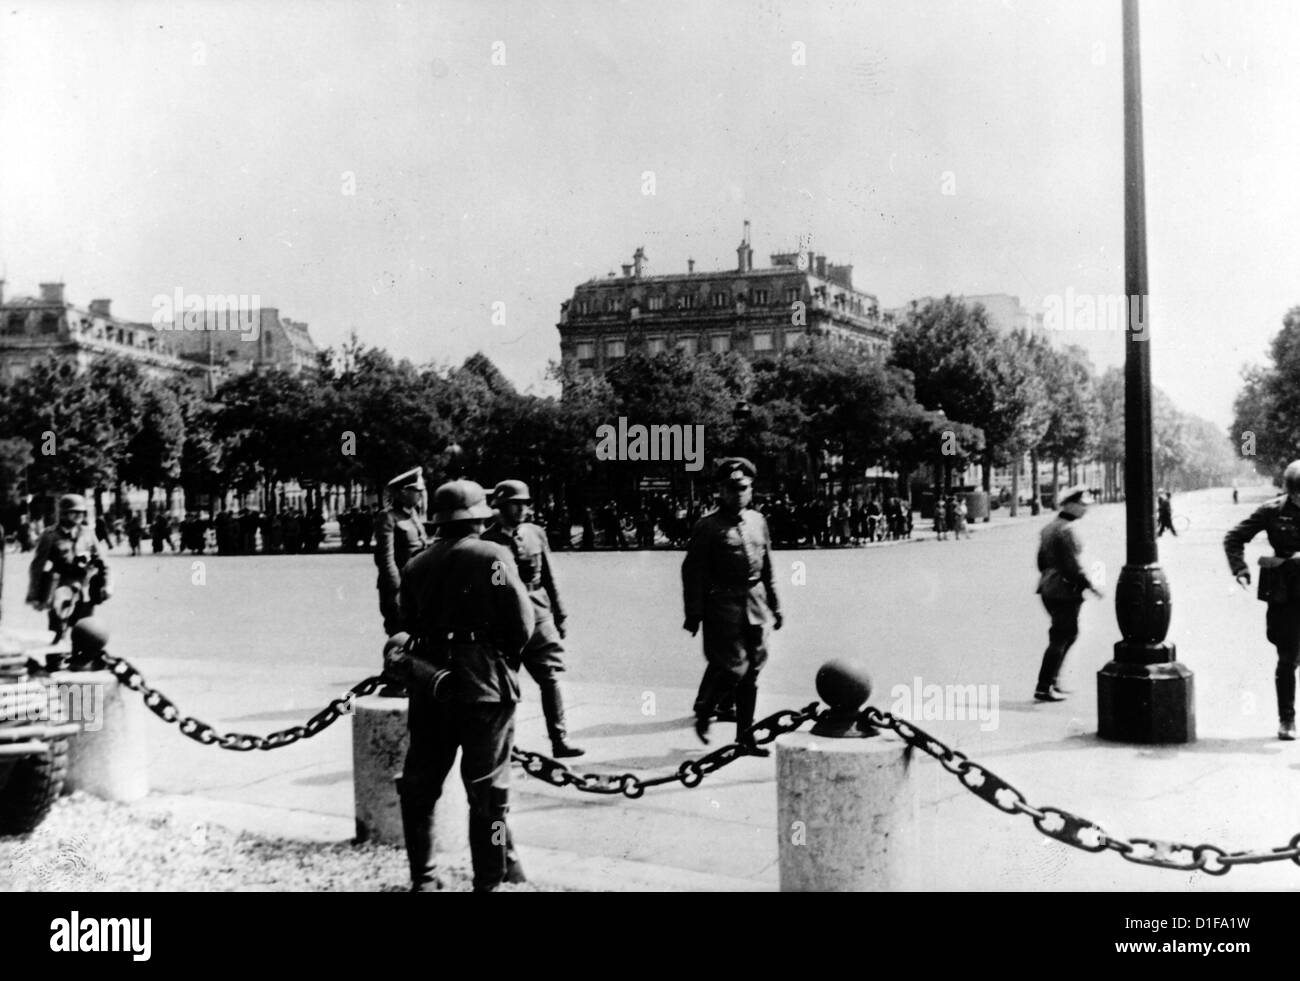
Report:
1097,0,1194,743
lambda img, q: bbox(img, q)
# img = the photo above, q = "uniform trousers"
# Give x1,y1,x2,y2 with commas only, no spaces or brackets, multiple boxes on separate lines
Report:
1266,602,1300,724
1037,596,1082,693
402,687,516,890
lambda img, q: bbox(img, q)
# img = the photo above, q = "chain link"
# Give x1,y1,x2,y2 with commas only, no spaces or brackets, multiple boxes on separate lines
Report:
88,648,1300,875
865,705,1300,875
512,702,823,797
98,651,383,752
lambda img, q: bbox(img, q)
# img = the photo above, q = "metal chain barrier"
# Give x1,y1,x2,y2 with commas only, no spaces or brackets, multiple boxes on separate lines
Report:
511,703,823,798
80,648,1300,873
863,706,1300,875
97,651,385,751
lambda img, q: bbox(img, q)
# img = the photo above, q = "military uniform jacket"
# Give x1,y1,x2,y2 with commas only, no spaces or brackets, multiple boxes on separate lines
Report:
374,506,427,594
400,534,535,703
1225,495,1300,604
682,507,780,628
27,522,109,606
1036,515,1092,602
482,521,564,622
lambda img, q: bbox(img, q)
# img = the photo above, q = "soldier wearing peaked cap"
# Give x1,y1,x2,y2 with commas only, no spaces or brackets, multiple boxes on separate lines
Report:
1033,485,1102,702
483,479,585,758
386,478,535,892
27,494,112,643
682,457,782,754
375,467,428,666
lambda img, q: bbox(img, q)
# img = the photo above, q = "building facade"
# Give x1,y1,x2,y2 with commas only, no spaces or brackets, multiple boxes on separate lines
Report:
0,281,208,386
557,223,894,377
0,281,318,390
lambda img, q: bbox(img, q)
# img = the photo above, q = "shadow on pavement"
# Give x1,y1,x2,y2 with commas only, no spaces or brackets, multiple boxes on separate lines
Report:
570,716,696,739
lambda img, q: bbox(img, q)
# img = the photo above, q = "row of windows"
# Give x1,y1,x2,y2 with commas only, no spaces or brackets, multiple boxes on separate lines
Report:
574,287,797,316
571,331,778,361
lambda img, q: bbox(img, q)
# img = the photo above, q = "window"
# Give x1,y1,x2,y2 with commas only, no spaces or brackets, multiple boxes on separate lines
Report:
680,294,696,310
40,313,59,335
677,336,698,355
647,295,664,312
647,336,666,354
752,289,769,306
784,287,801,305
710,334,731,353
752,331,773,352
575,341,594,360
711,292,728,309
607,338,626,359
577,299,590,315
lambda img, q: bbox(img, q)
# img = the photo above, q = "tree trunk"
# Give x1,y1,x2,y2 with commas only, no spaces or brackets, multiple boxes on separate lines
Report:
1051,459,1060,506
1029,448,1041,515
1010,457,1020,517
981,449,993,521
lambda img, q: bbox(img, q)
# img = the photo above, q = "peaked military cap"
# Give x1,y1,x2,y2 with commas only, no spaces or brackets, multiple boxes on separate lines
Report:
387,466,426,491
59,494,89,513
715,457,756,487
1058,485,1089,506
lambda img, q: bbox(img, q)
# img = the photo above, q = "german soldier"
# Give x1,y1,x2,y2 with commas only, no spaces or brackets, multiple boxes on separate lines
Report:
1225,460,1300,740
682,458,782,754
386,479,534,891
26,494,112,642
374,466,428,637
1034,485,1102,702
483,479,585,758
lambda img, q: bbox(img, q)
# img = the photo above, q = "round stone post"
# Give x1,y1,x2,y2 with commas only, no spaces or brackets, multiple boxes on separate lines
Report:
55,668,150,802
776,660,934,891
351,694,467,855
777,731,929,891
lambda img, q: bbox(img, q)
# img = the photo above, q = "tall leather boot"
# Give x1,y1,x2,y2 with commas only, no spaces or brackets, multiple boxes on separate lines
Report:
540,679,584,758
735,684,769,757
468,811,509,892
395,776,442,892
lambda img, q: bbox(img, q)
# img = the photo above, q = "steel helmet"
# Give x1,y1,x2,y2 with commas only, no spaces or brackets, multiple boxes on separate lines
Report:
430,479,495,525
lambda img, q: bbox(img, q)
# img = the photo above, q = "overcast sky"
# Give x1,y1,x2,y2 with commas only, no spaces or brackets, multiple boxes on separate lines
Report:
2,0,1296,428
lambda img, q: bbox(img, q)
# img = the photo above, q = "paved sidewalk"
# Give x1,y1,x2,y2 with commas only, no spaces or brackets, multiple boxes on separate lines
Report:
8,485,1298,891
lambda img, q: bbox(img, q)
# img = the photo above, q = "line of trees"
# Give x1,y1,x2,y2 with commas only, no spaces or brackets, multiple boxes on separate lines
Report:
0,297,1243,521
1233,306,1300,479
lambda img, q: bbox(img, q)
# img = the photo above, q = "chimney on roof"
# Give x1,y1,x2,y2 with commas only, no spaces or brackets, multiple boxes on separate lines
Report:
621,264,633,277
39,282,65,304
632,246,646,278
816,256,827,278
736,219,754,272
688,258,695,273
89,298,112,318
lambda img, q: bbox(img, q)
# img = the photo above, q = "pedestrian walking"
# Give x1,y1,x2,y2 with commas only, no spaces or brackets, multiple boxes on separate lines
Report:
1033,485,1102,702
1225,460,1300,740
682,458,782,753
483,479,585,758
387,479,534,892
374,466,429,658
26,494,112,643
1156,490,1177,537
953,496,968,540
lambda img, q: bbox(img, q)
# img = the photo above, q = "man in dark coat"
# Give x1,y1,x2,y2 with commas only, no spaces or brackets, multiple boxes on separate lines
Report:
1225,461,1300,740
682,458,782,753
387,479,534,892
1034,485,1103,701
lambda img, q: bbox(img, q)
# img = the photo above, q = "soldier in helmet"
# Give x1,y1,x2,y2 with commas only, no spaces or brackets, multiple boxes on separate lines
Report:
1225,460,1300,740
682,458,783,754
483,479,585,758
26,494,112,642
386,479,534,892
374,467,428,637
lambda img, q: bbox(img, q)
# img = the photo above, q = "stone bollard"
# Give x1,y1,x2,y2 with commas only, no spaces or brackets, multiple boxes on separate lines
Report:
53,668,150,802
777,731,931,891
775,659,935,891
351,695,467,855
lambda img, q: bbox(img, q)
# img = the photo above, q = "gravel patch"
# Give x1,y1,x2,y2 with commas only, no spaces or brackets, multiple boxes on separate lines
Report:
0,793,549,892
